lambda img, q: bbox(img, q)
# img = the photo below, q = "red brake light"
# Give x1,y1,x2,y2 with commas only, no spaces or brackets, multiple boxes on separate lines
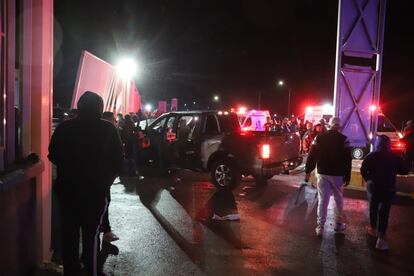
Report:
261,144,270,159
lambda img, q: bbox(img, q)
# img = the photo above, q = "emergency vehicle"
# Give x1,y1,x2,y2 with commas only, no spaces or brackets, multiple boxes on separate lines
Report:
238,110,272,131
304,104,334,123
305,104,404,159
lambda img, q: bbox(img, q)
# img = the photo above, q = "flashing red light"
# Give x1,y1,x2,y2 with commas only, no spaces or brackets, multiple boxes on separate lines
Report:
261,144,270,159
237,107,247,114
305,106,313,114
391,141,406,152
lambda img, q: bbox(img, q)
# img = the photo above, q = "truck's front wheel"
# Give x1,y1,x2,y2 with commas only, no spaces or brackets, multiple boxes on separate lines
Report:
210,159,241,190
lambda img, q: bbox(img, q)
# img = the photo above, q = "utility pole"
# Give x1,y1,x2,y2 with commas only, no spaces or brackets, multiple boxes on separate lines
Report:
258,91,262,109
288,88,291,117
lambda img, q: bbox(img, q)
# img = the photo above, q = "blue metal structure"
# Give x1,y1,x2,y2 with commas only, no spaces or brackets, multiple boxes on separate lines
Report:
333,0,387,158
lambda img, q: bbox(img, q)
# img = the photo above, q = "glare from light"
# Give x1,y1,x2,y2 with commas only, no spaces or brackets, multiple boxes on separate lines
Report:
117,57,138,79
193,101,196,105
369,105,378,112
144,104,152,112
213,95,219,101
305,106,313,114
238,107,247,114
398,132,403,139
322,104,334,114
278,80,284,86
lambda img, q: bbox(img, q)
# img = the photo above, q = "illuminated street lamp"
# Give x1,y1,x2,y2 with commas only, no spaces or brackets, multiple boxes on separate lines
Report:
116,57,138,80
144,103,152,112
278,80,292,117
213,95,219,101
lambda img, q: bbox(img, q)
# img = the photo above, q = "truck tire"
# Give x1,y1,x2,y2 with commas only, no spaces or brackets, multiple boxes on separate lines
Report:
352,147,365,160
210,159,241,190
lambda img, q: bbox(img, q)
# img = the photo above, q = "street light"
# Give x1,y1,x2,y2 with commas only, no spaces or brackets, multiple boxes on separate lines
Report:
144,104,152,112
116,57,139,80
213,95,219,101
278,80,292,117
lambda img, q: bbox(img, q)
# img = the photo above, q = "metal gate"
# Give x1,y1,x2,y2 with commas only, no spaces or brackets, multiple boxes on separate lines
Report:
333,0,387,148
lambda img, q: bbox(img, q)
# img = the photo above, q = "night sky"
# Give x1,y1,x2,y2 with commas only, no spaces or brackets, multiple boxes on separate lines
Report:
54,0,414,125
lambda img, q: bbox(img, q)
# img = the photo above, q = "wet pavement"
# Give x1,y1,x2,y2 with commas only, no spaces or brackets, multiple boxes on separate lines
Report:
98,169,414,276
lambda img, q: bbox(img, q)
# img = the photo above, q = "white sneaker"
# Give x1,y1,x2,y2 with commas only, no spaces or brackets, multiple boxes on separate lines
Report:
315,225,323,237
334,223,346,233
375,238,389,250
212,213,240,221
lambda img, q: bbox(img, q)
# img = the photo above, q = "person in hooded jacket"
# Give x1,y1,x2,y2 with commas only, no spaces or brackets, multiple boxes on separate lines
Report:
360,135,410,250
48,92,124,276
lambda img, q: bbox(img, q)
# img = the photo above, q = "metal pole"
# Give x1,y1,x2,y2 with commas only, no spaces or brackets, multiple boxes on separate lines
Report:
288,88,291,117
258,91,261,109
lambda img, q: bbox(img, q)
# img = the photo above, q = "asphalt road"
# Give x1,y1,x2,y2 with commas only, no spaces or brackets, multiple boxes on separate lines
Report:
103,170,414,276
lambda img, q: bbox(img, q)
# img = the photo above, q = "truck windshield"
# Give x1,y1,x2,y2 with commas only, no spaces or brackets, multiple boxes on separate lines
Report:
377,115,396,132
218,114,241,133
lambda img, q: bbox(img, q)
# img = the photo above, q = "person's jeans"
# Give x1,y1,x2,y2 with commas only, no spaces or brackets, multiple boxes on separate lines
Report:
367,183,394,237
317,174,344,227
59,193,108,276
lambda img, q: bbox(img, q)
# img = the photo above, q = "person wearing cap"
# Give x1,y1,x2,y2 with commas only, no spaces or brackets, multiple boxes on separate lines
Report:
48,91,124,276
361,135,410,250
305,117,352,237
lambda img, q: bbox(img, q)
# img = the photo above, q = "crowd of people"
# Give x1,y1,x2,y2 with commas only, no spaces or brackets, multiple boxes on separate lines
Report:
263,115,330,154
49,94,414,275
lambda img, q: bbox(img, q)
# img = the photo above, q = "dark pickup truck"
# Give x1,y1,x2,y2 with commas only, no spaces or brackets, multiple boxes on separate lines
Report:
143,111,302,189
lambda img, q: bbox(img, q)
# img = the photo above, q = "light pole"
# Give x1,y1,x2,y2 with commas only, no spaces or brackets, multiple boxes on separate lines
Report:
278,80,291,117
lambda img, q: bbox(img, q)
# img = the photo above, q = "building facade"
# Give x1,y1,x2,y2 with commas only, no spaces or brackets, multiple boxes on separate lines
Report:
0,0,53,274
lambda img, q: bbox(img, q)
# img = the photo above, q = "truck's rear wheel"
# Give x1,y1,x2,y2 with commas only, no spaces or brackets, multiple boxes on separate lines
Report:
210,159,241,190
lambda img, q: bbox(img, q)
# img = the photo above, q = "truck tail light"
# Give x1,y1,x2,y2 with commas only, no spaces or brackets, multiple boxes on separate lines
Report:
391,141,405,151
261,144,270,159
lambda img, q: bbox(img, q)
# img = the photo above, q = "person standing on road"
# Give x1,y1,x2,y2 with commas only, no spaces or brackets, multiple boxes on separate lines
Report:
401,120,414,171
48,92,124,276
360,135,410,250
101,111,120,243
305,117,352,237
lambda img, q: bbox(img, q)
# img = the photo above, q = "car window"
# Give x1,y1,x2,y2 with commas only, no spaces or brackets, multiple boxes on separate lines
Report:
218,114,240,133
244,117,252,128
377,115,396,132
177,115,196,140
150,116,167,131
166,115,177,130
205,115,219,134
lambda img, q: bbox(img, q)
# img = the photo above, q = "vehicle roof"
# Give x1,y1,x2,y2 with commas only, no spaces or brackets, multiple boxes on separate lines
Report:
160,110,228,115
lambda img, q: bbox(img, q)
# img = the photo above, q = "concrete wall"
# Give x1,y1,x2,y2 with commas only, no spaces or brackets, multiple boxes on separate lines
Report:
0,177,39,275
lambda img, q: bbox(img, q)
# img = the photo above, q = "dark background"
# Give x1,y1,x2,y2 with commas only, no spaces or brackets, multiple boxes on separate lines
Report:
54,0,414,126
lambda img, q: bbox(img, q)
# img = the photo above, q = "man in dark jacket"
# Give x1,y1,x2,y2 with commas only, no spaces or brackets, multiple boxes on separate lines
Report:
401,121,414,171
48,92,124,276
360,135,410,250
305,117,352,237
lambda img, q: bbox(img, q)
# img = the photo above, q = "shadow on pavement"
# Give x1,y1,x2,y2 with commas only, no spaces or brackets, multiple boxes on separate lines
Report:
120,170,249,268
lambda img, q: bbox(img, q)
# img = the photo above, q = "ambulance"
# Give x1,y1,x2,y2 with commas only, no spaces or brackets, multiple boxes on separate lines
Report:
239,110,272,131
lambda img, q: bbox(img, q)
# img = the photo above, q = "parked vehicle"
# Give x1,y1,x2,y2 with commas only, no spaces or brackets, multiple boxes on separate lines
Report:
350,111,404,159
143,111,302,189
239,110,272,131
